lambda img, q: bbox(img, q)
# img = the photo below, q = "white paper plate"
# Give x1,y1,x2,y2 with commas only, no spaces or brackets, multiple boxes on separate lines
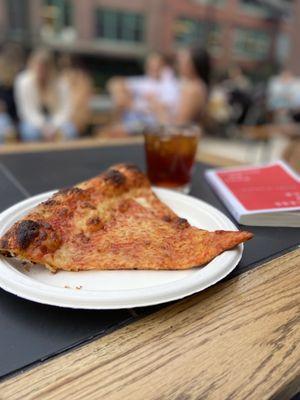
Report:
0,188,243,309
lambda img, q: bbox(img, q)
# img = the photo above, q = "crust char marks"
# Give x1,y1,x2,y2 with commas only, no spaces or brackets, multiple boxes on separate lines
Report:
1,219,62,257
57,187,85,196
103,169,126,186
176,218,190,229
161,215,189,229
102,164,149,190
43,199,60,207
0,237,8,248
86,216,104,232
16,220,41,250
0,236,10,255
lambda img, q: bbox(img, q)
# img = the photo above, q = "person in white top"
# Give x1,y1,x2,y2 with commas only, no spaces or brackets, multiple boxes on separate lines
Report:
105,48,210,138
126,56,179,117
14,49,77,141
267,69,300,123
146,46,210,125
107,53,180,135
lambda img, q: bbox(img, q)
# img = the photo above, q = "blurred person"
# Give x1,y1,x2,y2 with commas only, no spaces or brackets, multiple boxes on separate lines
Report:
106,52,179,136
267,68,297,122
207,74,231,130
105,47,211,136
223,66,252,125
0,43,24,123
15,49,77,141
148,45,211,125
289,78,300,123
225,66,251,93
175,45,210,123
0,100,15,143
0,43,24,142
108,53,164,114
57,54,93,135
127,53,179,119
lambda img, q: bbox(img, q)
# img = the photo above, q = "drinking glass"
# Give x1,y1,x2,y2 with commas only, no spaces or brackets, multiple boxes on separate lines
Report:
144,124,200,193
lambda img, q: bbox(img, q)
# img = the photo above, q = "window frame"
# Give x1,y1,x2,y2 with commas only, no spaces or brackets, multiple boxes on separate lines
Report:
95,8,145,44
233,26,272,61
173,16,222,55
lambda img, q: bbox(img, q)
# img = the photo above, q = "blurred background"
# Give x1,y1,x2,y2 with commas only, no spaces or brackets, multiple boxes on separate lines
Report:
0,0,299,170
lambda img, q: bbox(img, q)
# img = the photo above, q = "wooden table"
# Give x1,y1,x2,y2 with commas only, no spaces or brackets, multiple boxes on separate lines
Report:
0,139,299,400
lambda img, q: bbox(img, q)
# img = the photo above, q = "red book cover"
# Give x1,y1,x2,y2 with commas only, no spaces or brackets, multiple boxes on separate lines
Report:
216,162,300,212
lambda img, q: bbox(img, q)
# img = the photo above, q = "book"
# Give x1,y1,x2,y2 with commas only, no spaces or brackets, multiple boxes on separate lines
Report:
205,160,300,227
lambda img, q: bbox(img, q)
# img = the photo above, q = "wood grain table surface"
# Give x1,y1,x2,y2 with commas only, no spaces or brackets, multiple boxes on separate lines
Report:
0,139,299,400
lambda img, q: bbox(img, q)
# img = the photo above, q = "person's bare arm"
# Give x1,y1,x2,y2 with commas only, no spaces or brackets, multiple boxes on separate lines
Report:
176,82,207,124
107,77,133,112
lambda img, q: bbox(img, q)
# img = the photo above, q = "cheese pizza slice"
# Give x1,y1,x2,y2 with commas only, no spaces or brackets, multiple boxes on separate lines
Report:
0,164,253,271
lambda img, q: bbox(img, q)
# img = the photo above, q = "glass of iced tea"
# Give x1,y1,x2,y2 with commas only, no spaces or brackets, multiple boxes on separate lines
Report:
144,124,200,193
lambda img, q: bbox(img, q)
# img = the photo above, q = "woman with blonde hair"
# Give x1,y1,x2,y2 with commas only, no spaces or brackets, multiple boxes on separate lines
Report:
15,48,77,141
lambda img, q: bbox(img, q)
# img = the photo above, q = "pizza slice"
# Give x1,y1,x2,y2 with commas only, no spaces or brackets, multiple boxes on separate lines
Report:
0,164,253,271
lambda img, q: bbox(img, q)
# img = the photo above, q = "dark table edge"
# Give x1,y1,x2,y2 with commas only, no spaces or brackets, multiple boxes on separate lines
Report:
226,243,300,280
271,374,300,400
0,314,135,382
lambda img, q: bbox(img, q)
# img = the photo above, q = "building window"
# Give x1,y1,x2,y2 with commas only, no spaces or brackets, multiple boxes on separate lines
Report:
239,0,273,18
233,28,271,61
43,0,74,29
240,0,293,22
41,0,76,43
95,8,145,43
6,0,29,39
174,17,222,55
192,0,225,7
275,33,290,64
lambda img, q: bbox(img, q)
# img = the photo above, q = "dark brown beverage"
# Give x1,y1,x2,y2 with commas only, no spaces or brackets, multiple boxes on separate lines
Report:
144,125,199,193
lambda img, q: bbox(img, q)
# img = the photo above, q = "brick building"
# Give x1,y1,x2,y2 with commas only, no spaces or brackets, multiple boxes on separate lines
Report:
0,0,297,77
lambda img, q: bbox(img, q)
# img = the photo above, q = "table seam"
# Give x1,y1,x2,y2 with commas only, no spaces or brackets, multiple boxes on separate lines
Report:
0,162,31,198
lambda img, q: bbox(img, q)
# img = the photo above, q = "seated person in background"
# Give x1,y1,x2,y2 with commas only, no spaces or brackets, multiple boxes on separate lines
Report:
57,54,93,135
106,53,179,136
222,66,252,125
289,78,300,123
148,45,211,125
0,44,23,142
15,49,77,142
126,54,179,122
207,74,232,129
171,45,210,124
267,68,297,123
0,100,15,143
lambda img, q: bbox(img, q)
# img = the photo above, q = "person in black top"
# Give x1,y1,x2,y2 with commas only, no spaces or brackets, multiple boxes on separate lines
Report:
0,43,24,142
0,64,16,142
